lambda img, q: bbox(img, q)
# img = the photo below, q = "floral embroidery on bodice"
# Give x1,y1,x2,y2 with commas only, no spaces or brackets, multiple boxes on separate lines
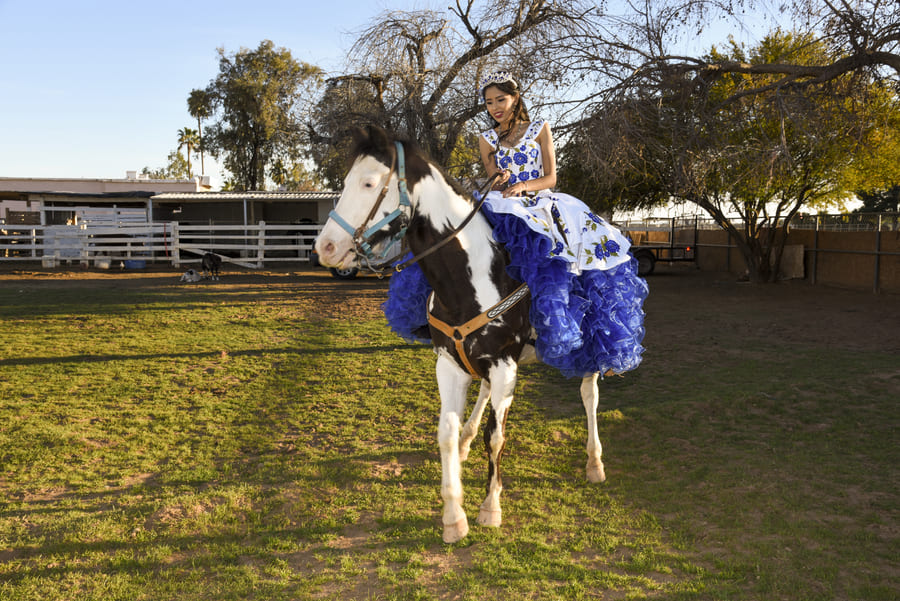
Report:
481,120,546,188
480,119,632,273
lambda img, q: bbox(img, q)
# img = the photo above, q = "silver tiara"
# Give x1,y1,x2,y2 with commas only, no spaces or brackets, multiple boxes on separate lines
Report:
479,70,517,93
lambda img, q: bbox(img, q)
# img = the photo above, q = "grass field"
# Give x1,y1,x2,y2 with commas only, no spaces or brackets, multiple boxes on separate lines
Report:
0,266,897,600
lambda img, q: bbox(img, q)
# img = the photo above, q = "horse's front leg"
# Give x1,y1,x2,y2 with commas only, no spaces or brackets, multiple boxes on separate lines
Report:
581,373,606,483
436,354,473,543
459,379,490,462
478,359,517,529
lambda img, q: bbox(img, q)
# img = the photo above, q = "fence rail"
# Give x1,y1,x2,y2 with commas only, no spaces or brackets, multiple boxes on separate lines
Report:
682,212,900,232
3,214,898,292
0,222,324,268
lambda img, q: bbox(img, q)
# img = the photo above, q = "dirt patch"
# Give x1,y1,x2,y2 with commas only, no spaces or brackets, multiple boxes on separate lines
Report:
0,263,391,321
3,262,896,350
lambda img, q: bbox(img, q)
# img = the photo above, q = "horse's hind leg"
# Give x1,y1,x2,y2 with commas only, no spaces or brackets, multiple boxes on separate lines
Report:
459,380,490,462
581,373,606,483
478,359,517,529
436,354,473,543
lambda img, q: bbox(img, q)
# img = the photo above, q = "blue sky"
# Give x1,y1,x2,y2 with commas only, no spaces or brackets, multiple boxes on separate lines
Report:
0,0,430,187
0,0,774,189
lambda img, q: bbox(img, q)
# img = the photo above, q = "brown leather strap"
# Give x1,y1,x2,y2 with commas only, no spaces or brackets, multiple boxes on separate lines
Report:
427,314,482,378
354,151,397,241
427,283,529,379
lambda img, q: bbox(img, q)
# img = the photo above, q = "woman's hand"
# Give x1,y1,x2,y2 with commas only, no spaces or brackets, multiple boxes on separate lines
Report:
492,169,511,191
502,180,529,198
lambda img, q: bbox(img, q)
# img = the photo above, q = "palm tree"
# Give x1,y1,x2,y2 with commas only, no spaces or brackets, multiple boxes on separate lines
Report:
187,89,213,176
177,127,200,179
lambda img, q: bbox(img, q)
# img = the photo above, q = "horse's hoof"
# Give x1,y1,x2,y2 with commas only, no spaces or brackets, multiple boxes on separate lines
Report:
477,507,502,528
443,518,469,543
587,460,606,483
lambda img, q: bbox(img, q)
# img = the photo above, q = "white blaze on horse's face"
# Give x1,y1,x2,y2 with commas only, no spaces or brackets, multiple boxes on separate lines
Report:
315,155,398,269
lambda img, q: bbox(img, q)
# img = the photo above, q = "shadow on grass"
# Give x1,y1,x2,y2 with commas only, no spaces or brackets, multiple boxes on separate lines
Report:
0,444,442,586
0,343,425,367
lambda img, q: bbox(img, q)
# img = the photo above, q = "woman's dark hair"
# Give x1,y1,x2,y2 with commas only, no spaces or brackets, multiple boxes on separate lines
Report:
482,80,530,163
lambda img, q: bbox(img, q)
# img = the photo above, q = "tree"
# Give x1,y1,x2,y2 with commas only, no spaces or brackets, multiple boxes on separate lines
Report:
556,93,670,219
855,186,900,212
304,0,899,238
142,150,191,180
307,0,591,184
699,0,900,94
176,127,200,178
310,0,898,185
270,159,321,191
571,29,900,282
187,89,213,176
191,40,323,190
308,77,387,188
542,0,899,112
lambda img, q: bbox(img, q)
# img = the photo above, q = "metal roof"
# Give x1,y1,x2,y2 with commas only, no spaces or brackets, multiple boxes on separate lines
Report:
151,191,339,201
3,190,155,199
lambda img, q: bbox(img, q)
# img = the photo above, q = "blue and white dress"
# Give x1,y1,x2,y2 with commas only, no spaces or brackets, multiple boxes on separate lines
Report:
481,120,633,273
383,120,648,378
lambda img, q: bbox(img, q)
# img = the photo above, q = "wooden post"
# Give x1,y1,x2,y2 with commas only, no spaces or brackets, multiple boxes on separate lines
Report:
810,216,819,286
79,227,89,267
726,230,732,273
874,214,882,294
257,221,266,268
172,222,181,267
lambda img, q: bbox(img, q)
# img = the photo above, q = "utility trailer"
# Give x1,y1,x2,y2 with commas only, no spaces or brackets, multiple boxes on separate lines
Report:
618,216,699,276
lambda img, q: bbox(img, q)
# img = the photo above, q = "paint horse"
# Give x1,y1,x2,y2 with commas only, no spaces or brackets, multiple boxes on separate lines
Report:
315,125,608,543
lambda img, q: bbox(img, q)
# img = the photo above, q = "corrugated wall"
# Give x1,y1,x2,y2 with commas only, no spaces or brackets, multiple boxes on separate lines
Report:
694,228,900,293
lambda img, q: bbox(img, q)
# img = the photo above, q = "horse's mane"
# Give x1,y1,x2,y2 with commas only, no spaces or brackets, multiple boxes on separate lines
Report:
347,125,474,204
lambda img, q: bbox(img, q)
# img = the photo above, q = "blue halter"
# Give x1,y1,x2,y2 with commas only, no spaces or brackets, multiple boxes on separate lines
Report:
328,141,411,265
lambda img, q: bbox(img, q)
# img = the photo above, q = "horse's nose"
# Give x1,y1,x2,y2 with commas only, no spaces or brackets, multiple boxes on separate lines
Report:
315,238,338,264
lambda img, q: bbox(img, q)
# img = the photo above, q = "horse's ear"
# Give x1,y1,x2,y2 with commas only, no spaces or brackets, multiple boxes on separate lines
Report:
366,124,392,151
350,126,369,148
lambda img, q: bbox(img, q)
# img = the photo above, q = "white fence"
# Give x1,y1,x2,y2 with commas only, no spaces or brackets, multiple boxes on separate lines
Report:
0,222,324,268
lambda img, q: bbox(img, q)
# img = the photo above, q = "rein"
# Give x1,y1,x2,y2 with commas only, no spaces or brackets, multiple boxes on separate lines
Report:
369,170,502,275
331,140,502,277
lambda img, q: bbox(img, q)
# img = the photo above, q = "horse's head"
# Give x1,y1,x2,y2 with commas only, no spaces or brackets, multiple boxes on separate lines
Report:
315,125,411,271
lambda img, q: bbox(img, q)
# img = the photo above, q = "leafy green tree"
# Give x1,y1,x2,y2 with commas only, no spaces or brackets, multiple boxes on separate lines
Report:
855,186,900,213
571,29,900,282
700,31,899,281
557,93,671,219
270,159,321,191
308,77,386,188
191,40,323,190
142,150,191,180
850,85,900,213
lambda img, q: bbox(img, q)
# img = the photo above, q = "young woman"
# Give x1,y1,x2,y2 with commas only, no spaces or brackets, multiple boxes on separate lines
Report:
478,70,632,274
474,70,648,376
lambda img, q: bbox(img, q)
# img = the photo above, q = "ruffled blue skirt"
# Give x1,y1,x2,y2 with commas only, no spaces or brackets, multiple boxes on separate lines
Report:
382,204,648,378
